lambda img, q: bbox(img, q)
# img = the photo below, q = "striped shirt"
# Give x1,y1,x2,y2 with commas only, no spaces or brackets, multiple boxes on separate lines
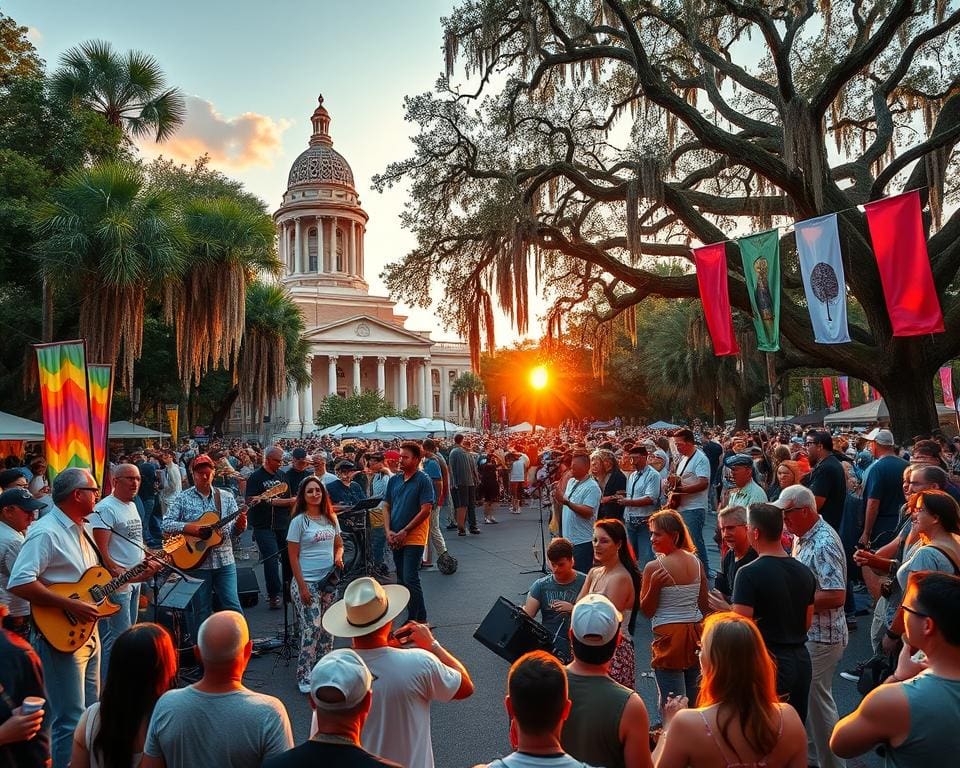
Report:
162,486,239,570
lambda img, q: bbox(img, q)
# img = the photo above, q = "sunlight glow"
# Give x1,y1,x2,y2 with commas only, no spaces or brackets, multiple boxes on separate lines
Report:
530,365,549,390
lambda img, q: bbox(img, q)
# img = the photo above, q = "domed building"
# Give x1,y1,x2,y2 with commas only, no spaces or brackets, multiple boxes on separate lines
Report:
271,96,472,435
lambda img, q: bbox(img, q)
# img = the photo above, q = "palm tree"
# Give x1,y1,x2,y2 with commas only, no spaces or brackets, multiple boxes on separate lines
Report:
50,40,185,142
165,196,280,388
34,161,183,388
451,371,485,425
208,281,309,433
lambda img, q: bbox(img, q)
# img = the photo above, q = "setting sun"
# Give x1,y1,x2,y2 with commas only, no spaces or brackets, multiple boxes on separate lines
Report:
529,365,549,390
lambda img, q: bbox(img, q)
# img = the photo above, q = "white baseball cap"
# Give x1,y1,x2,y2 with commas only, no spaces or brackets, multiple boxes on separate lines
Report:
571,594,622,646
308,649,372,711
864,428,895,446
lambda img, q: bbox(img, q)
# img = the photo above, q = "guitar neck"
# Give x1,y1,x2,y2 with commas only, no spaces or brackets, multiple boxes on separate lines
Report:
210,504,247,533
101,561,150,599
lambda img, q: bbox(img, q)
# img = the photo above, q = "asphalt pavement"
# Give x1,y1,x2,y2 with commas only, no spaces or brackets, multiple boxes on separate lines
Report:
233,505,880,767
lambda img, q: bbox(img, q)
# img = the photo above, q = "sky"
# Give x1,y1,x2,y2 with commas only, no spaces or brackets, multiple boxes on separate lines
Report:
9,0,537,343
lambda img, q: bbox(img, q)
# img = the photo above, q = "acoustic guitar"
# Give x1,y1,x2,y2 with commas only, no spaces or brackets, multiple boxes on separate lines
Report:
33,539,180,653
166,483,288,571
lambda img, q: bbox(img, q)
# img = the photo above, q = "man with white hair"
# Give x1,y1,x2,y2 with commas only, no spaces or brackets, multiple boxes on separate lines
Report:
775,484,847,768
142,611,292,768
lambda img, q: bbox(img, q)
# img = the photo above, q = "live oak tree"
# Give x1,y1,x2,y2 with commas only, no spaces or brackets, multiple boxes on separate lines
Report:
376,0,960,440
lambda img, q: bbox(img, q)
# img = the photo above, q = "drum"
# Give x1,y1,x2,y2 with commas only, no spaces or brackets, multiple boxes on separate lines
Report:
474,596,554,663
339,530,363,575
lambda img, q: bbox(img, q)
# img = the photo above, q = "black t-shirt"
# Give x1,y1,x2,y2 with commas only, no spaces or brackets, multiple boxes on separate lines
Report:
732,555,816,648
804,453,846,530
246,467,289,530
701,440,723,485
262,740,401,768
136,460,158,500
598,467,628,521
326,480,366,509
283,467,314,498
714,547,758,600
0,629,49,768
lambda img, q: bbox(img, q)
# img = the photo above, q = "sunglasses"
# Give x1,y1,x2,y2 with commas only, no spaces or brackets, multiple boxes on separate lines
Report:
901,604,928,619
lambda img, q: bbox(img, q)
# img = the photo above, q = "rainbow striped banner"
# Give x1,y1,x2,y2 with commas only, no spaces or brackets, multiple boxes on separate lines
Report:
87,364,114,486
34,341,94,481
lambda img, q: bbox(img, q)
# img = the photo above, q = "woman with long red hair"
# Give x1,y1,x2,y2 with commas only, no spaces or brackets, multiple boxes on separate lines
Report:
653,611,807,767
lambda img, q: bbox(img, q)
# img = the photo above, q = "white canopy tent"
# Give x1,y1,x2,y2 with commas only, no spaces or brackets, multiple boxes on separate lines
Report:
647,420,680,430
340,417,434,439
0,412,45,440
108,421,169,439
407,417,471,435
507,421,546,433
823,399,956,427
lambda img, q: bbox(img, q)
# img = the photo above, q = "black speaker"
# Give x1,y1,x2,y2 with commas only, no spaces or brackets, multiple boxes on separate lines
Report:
474,596,554,663
154,578,206,667
237,568,260,608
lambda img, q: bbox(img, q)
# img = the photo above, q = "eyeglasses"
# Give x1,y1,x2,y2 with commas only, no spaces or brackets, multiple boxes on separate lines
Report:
76,487,101,496
901,604,928,619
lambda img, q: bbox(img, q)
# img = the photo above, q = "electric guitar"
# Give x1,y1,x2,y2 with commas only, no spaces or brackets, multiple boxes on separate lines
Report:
33,539,180,653
166,483,288,571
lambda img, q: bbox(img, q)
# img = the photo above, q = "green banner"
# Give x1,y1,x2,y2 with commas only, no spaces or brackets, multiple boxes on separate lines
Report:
738,229,781,352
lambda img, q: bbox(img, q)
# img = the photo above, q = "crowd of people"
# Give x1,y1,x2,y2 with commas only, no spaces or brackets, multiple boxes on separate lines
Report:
2,420,960,767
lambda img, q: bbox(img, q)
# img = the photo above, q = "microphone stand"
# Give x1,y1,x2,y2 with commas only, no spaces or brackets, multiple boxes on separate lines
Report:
520,469,555,576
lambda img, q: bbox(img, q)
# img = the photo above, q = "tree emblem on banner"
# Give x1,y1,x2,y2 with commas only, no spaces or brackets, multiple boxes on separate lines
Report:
810,263,841,322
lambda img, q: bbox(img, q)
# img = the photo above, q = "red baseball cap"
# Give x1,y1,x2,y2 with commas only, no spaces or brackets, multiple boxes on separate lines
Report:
383,450,401,461
192,454,216,469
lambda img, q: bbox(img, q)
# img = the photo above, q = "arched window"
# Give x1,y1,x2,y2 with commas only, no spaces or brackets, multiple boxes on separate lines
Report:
335,228,344,272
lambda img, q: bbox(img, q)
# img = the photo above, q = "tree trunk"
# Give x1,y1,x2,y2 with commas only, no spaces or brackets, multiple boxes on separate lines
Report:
41,275,54,342
733,392,752,430
879,374,939,445
209,385,240,436
712,395,725,426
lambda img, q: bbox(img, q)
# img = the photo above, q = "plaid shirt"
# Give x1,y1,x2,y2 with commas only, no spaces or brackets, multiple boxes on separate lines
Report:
792,516,848,646
162,486,239,570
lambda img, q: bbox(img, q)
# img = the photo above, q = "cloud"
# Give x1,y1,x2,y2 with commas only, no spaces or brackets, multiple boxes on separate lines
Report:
26,27,43,45
138,95,291,170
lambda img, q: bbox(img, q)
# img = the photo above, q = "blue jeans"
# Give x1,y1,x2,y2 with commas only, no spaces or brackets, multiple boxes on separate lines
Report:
195,563,242,621
138,495,162,547
572,541,594,573
99,584,140,677
654,665,700,714
626,518,654,569
254,527,284,598
370,526,387,568
393,545,426,622
38,631,100,768
680,507,711,577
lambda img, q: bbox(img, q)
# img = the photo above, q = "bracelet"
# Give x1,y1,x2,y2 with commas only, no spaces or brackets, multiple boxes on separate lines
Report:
886,629,900,641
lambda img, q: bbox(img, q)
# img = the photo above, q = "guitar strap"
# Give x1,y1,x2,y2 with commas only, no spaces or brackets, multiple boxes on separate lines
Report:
80,526,104,568
214,486,222,518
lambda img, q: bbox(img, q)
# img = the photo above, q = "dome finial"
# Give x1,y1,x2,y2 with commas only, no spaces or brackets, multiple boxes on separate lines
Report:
318,94,324,107
309,94,332,147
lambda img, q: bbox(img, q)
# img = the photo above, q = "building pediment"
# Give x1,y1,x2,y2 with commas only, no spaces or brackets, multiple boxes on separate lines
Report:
304,315,432,346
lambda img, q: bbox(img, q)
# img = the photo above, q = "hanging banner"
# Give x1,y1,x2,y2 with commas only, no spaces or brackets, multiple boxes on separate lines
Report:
871,386,882,401
861,380,870,400
481,401,491,431
940,367,956,409
34,341,94,482
863,190,944,336
802,377,813,412
838,376,851,411
165,404,179,445
738,229,781,351
87,364,114,487
692,243,740,356
795,214,851,344
822,376,835,408
500,394,508,425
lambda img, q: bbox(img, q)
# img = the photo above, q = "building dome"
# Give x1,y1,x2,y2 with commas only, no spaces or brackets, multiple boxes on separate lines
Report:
286,96,355,189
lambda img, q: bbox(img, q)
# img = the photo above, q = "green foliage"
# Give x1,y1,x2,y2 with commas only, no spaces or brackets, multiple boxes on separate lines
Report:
315,390,402,428
0,14,43,83
398,405,422,419
145,155,267,213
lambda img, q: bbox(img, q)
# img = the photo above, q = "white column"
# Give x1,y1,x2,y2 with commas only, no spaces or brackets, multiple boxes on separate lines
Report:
294,217,303,274
439,365,449,420
398,357,408,410
328,355,338,396
301,354,316,433
358,225,364,276
352,354,362,393
316,216,325,273
286,383,301,432
423,357,433,418
279,223,287,274
376,355,386,396
417,359,427,415
331,216,339,271
348,221,356,275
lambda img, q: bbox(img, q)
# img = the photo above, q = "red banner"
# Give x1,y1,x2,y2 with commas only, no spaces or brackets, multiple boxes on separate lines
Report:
692,243,739,356
864,190,944,336
838,376,850,411
941,367,956,409
822,376,835,408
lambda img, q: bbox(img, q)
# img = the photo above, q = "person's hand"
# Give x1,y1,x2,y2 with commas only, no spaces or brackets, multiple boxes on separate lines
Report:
298,581,313,606
615,495,627,505
549,600,574,615
334,555,344,570
107,563,125,578
649,567,672,589
662,694,688,726
393,530,408,548
234,511,247,534
882,632,900,655
0,706,44,745
707,589,730,613
64,598,101,623
393,620,436,650
858,534,871,549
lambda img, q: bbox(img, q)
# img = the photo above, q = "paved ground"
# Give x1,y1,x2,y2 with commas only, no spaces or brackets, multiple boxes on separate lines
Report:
231,505,880,767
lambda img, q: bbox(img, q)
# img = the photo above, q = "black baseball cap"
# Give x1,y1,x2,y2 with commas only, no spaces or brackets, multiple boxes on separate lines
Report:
335,460,356,473
0,487,45,512
292,448,308,460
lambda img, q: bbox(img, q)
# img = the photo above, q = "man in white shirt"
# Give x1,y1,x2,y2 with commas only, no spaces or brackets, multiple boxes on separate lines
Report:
554,452,602,573
322,577,474,768
91,462,155,673
8,468,105,768
725,454,768,508
0,487,45,639
669,429,713,577
616,446,661,568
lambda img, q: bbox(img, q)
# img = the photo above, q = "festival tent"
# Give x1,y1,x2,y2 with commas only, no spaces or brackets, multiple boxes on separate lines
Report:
647,420,680,430
786,409,834,426
340,417,433,439
823,399,955,427
408,418,471,434
0,411,45,440
108,421,169,439
506,421,546,433
316,423,346,436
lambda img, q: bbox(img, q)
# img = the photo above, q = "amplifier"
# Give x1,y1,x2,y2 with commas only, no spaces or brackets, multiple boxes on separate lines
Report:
237,568,260,608
474,596,554,663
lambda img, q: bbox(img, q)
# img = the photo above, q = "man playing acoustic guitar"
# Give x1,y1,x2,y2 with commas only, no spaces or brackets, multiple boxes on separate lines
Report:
162,454,247,622
7,468,112,768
